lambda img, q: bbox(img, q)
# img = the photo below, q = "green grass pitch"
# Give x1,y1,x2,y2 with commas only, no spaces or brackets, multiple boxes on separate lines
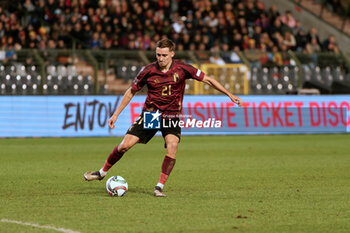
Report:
0,134,349,233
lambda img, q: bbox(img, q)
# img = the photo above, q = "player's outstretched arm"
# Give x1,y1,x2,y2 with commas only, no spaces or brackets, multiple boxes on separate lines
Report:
108,87,137,129
202,75,242,107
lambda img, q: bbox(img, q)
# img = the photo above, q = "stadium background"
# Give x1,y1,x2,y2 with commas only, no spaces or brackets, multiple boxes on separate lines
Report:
1,1,350,233
0,0,349,136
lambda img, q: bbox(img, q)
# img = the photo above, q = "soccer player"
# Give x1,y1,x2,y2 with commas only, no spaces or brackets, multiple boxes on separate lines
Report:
84,38,242,197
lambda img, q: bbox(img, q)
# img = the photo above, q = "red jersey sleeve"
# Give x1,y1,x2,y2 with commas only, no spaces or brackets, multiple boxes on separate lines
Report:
131,65,151,91
181,63,205,81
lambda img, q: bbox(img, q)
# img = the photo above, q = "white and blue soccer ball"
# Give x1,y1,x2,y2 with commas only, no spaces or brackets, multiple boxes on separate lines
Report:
105,176,128,197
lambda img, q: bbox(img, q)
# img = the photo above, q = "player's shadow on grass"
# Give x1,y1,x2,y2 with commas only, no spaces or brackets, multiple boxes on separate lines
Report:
80,187,105,195
80,186,153,197
128,187,154,197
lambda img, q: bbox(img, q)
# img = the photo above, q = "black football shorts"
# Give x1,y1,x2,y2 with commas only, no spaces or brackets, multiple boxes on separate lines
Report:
126,114,181,144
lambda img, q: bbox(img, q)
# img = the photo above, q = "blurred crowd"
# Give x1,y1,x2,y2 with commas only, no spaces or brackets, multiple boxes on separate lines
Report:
0,0,342,62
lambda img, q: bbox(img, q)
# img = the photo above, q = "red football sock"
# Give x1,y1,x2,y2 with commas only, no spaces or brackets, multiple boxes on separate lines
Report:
159,173,169,184
158,155,176,185
102,144,125,172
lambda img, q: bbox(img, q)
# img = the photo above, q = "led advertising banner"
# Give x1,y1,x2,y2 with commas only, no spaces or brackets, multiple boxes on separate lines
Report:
0,95,349,137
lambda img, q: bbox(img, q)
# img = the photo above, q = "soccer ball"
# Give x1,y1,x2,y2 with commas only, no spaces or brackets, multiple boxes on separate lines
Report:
105,176,128,197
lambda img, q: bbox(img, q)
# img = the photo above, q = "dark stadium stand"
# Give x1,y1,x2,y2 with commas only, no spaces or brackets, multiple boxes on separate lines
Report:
294,0,350,36
250,65,298,94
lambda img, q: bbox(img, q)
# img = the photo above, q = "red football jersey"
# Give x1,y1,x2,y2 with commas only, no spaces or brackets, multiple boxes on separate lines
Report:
131,60,205,117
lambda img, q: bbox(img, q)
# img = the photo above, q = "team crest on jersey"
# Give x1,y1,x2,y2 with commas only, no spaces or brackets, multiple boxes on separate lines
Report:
173,73,179,82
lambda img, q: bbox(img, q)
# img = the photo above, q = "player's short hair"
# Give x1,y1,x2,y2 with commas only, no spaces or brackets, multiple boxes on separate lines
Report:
156,39,175,51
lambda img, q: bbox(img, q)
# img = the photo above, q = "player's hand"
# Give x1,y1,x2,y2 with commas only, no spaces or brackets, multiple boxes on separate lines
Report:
108,115,118,129
229,94,242,107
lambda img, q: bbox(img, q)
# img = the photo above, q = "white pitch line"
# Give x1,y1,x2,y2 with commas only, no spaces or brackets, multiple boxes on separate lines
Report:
0,218,82,233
